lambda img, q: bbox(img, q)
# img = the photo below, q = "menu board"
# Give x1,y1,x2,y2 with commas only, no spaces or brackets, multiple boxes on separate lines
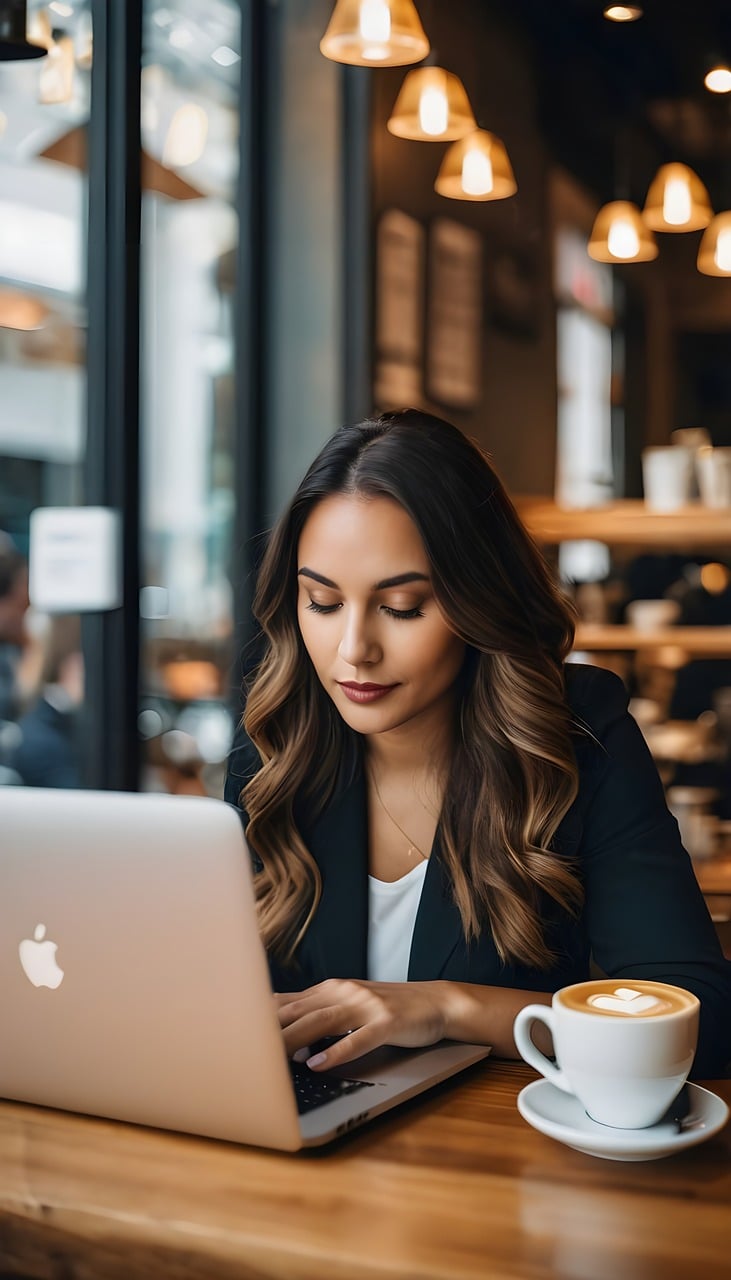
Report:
426,218,483,409
373,209,425,410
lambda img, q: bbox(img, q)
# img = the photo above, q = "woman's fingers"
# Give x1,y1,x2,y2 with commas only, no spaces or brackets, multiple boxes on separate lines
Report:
275,979,448,1068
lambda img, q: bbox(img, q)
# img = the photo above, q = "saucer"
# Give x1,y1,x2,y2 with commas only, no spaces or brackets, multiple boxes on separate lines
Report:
517,1080,729,1162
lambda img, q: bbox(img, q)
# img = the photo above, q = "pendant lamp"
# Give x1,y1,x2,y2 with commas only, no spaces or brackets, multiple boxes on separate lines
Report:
0,0,48,59
643,163,713,232
697,212,731,276
588,201,657,263
387,67,476,141
435,129,516,202
320,0,429,68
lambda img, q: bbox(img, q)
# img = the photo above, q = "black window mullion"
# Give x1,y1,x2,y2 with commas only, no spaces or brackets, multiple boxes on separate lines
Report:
83,0,142,790
230,0,268,702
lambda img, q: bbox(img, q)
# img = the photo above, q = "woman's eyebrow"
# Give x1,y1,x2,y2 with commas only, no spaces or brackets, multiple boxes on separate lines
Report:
298,568,430,590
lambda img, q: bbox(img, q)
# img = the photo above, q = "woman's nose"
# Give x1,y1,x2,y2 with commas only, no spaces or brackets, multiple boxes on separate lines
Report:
337,608,381,667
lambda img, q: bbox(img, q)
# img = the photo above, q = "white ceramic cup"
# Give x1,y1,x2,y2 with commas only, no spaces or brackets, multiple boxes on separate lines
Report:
696,447,731,509
513,979,699,1129
641,446,695,512
625,598,680,631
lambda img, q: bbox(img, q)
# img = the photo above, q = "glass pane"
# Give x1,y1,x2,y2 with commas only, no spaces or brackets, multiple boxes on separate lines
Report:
139,0,241,797
0,0,91,789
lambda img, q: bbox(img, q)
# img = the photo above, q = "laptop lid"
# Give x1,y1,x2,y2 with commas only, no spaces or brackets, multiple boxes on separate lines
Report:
1,787,303,1149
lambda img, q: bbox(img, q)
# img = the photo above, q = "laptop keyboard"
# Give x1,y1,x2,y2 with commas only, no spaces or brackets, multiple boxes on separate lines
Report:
289,1061,375,1115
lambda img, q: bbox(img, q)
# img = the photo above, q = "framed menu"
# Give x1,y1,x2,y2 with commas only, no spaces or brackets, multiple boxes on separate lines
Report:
373,209,425,410
426,218,483,409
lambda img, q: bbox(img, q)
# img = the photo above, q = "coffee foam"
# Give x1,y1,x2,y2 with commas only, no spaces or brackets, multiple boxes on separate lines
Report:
558,980,695,1018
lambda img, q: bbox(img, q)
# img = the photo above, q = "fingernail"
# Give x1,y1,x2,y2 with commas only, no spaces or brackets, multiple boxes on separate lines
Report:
292,1047,310,1063
306,1052,327,1068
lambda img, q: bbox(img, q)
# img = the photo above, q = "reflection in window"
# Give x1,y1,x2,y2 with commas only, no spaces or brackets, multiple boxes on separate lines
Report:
0,0,91,789
139,0,241,797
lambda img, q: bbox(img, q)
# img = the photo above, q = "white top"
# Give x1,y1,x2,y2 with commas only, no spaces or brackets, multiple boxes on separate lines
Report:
367,858,429,982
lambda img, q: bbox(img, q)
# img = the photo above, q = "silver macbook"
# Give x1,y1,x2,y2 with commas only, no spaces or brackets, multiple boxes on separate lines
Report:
1,786,491,1149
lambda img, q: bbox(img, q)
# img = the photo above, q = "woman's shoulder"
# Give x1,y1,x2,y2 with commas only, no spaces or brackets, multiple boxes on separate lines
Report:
563,662,629,739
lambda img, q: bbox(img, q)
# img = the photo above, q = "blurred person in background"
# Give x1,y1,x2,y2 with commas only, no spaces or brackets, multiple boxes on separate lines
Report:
0,536,30,722
11,614,84,789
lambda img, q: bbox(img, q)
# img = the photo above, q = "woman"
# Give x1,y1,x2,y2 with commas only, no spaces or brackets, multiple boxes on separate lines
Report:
226,409,731,1077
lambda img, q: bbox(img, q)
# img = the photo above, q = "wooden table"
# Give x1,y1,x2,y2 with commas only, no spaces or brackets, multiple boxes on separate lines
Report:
1,1062,730,1280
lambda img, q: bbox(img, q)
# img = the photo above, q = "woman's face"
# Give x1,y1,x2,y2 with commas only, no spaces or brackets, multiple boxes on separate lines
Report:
296,494,466,741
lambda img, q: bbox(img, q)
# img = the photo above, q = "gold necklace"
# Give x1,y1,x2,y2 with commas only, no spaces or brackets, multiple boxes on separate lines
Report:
368,769,430,862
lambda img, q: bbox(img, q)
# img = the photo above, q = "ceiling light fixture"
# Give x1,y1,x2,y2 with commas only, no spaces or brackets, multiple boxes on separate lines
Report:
211,45,240,67
0,0,48,59
27,10,53,51
603,5,643,21
320,0,429,68
588,201,657,263
435,129,516,202
697,211,731,276
387,67,475,141
643,163,713,232
704,64,731,94
0,288,49,331
38,29,75,103
163,103,208,168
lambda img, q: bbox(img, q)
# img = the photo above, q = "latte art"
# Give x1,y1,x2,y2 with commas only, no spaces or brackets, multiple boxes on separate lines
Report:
588,988,672,1016
558,979,695,1019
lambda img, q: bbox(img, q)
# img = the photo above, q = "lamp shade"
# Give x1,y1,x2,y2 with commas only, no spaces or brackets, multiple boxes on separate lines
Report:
0,0,47,59
697,212,731,276
588,201,658,263
643,163,713,232
320,0,429,67
387,67,476,141
435,129,516,202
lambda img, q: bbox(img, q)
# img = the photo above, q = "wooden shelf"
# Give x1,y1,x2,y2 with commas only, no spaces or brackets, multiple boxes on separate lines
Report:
574,625,731,656
515,498,731,549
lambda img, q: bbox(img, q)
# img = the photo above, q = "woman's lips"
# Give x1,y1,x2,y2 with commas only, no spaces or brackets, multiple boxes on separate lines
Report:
338,682,398,704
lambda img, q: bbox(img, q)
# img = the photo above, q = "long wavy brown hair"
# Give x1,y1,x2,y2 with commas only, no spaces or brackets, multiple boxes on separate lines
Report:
241,410,581,970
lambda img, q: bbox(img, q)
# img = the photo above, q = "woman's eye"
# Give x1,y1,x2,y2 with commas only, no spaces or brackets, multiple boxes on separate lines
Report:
306,600,340,614
382,606,425,620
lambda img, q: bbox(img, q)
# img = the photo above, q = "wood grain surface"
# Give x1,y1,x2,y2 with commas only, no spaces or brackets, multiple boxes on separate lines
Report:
1,1062,730,1280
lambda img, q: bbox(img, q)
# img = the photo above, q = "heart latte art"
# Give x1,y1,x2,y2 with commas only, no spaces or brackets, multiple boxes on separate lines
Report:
558,980,695,1018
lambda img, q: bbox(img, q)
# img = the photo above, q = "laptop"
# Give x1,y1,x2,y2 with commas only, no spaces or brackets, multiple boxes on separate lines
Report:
1,786,491,1149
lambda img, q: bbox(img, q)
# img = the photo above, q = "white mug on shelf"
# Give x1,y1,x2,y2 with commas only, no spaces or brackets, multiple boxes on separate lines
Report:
696,447,731,509
641,446,695,512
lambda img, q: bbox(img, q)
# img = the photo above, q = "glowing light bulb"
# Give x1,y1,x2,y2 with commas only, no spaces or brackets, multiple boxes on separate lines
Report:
358,0,391,47
419,85,448,136
607,218,640,259
663,176,691,226
714,227,731,272
460,147,493,197
705,66,731,94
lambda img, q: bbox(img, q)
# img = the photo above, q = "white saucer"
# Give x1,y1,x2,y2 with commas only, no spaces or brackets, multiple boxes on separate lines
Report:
517,1079,729,1162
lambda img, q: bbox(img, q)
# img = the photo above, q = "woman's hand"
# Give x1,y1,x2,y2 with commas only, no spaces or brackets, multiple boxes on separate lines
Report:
276,978,449,1070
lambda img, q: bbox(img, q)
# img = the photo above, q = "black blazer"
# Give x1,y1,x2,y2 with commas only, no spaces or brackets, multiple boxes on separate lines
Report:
225,663,731,1076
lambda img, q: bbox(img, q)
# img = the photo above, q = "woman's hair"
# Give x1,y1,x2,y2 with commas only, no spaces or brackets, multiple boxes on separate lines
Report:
242,409,581,970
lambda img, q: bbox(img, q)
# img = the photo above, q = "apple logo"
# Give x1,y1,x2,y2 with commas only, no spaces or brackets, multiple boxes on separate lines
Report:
19,923,64,989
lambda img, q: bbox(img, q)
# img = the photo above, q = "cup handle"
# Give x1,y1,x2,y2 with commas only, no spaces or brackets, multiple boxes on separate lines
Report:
513,1004,572,1094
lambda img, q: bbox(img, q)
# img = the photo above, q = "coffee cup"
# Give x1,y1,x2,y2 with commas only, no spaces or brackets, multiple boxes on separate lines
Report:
641,446,695,512
513,979,699,1129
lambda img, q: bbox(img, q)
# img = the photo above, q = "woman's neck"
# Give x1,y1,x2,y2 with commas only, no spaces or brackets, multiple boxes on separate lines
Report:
364,698,456,784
